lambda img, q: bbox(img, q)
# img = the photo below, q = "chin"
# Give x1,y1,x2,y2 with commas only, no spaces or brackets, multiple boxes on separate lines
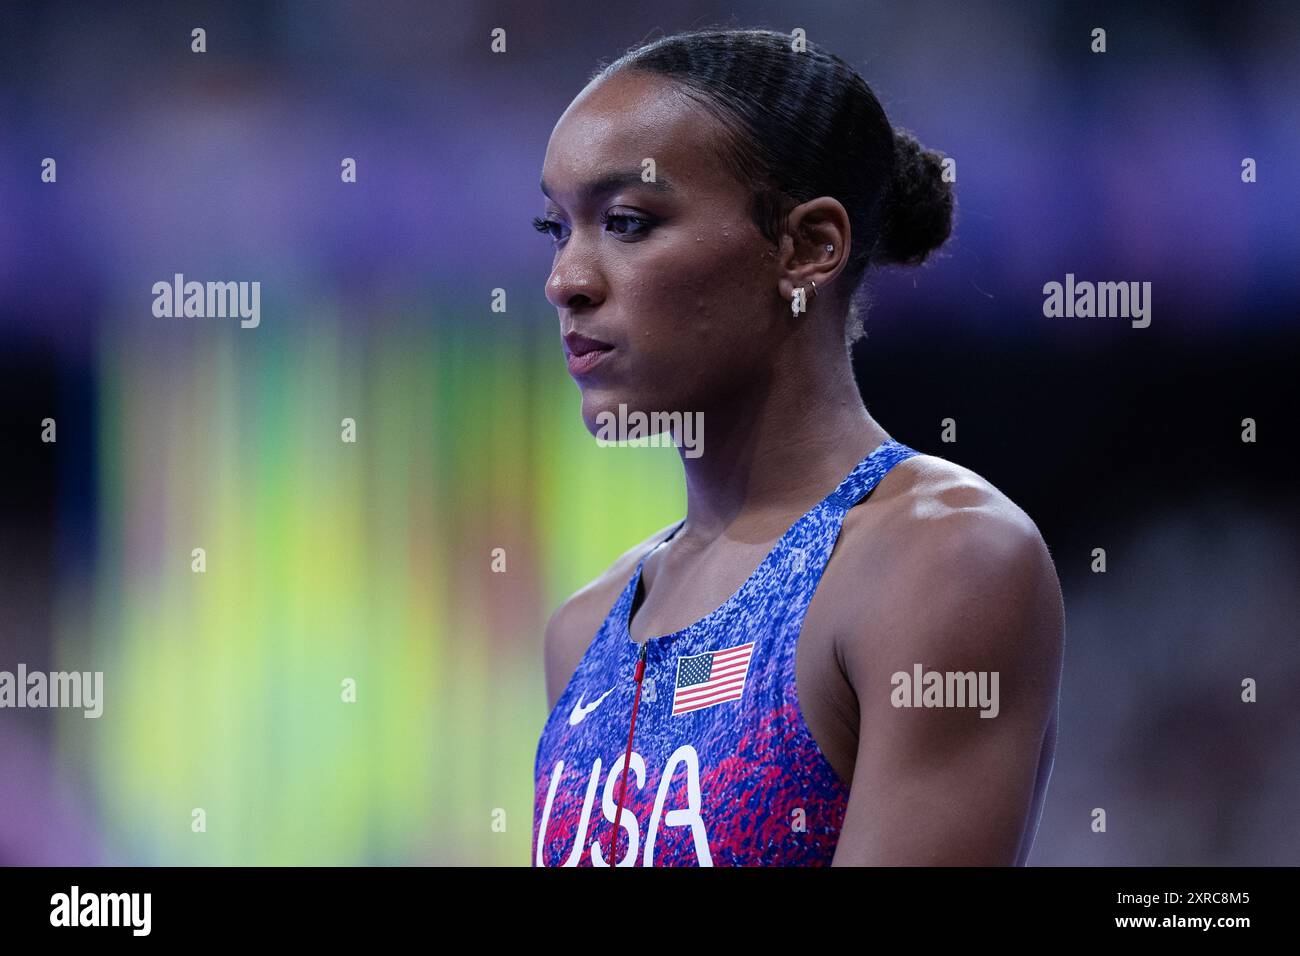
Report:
577,387,625,436
576,386,659,438
575,383,706,463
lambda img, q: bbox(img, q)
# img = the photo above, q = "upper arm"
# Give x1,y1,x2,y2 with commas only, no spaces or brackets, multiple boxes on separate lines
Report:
831,503,1065,865
542,603,565,713
542,520,683,712
543,599,587,712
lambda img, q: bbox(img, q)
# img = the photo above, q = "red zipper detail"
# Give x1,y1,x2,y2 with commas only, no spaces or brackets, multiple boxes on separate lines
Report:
608,640,648,866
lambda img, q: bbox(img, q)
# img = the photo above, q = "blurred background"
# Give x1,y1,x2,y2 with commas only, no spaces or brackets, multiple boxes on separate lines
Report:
1,0,1296,865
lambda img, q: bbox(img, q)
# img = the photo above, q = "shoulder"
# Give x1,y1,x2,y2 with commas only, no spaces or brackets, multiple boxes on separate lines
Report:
824,451,1065,864
542,520,681,711
834,451,1064,705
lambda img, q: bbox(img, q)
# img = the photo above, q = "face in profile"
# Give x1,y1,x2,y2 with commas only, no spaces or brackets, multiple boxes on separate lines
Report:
538,69,789,435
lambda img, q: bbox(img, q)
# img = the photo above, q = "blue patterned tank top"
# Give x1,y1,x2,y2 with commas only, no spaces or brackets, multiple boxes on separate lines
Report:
533,437,922,866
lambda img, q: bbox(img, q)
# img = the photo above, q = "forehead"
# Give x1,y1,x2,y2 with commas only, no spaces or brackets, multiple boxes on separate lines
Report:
542,71,743,203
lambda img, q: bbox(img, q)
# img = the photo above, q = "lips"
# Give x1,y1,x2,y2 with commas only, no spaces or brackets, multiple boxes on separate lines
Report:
563,332,615,376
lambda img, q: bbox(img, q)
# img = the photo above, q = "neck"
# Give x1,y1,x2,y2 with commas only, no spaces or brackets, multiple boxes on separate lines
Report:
675,338,887,541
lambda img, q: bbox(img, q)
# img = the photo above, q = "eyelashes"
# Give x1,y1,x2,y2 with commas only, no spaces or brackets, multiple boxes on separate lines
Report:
532,215,561,241
600,211,652,237
531,212,653,244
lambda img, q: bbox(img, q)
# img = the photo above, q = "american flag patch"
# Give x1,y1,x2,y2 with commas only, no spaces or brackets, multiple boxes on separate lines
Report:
672,642,755,716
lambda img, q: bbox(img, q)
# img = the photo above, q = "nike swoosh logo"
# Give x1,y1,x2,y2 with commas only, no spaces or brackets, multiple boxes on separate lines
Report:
569,687,615,726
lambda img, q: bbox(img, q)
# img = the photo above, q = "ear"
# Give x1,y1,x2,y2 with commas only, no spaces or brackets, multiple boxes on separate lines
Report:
775,196,851,303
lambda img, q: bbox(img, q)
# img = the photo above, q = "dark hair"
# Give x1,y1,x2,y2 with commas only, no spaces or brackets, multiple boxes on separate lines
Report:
591,28,955,343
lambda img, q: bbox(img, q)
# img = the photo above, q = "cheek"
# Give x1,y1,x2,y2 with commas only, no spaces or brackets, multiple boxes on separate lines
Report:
624,245,765,348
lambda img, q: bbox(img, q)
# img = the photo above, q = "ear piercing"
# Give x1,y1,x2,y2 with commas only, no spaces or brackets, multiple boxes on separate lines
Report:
791,279,818,316
791,243,832,315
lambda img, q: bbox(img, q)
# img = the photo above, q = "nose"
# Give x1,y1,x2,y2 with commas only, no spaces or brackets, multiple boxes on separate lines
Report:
544,244,606,311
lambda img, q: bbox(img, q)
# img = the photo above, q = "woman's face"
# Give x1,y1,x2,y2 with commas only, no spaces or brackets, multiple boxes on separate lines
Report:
538,70,788,434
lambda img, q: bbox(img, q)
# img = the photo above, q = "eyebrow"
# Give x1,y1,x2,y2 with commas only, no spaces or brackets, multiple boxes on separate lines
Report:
539,169,674,206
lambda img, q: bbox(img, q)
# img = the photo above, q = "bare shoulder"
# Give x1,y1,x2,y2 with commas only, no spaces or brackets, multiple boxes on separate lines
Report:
852,450,1051,563
824,451,1066,864
833,451,1065,694
542,520,681,711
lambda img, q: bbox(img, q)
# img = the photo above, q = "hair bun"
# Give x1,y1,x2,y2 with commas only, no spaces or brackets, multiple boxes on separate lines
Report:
873,127,955,267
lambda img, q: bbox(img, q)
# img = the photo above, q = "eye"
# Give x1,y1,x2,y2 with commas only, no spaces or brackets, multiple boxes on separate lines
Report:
531,211,654,246
532,215,568,244
598,210,652,238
